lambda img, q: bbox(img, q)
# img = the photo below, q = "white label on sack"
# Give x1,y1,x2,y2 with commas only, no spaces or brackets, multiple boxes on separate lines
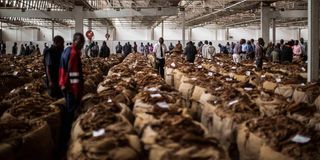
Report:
10,89,15,94
197,65,203,69
246,71,251,76
208,72,213,76
231,66,237,70
13,71,18,76
150,93,162,98
301,67,306,72
91,112,95,117
170,63,176,68
301,83,306,86
215,86,223,91
10,64,14,67
156,101,169,109
276,78,282,83
217,62,220,65
214,100,218,104
261,75,266,78
228,99,239,106
191,77,197,81
93,129,105,137
229,73,235,78
226,78,233,81
244,87,253,91
220,63,224,66
146,87,158,92
107,98,112,103
24,86,28,90
291,134,311,143
27,69,32,72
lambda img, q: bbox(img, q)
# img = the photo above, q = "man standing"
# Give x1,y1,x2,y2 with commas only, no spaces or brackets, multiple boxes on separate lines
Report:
175,41,183,52
44,35,65,98
168,42,174,53
206,42,216,59
0,40,6,54
184,41,197,63
59,33,85,151
43,43,49,55
300,38,307,61
99,41,110,58
19,44,25,56
12,42,18,55
233,39,245,64
255,38,265,71
153,37,167,78
115,42,122,54
145,43,150,55
201,40,209,58
133,42,138,53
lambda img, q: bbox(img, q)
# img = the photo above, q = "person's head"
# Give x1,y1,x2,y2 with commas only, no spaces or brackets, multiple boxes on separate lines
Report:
178,41,180,44
251,39,254,43
294,40,299,45
218,43,222,47
247,40,251,45
159,37,164,44
226,42,230,45
14,42,17,46
300,38,304,44
268,42,273,47
25,44,27,46
103,41,106,46
209,42,212,46
141,42,143,45
118,42,121,45
128,42,130,45
258,38,265,46
240,39,246,44
21,44,24,47
36,44,39,47
30,42,33,45
96,42,98,45
204,40,208,45
170,42,173,45
134,42,136,45
275,43,280,49
147,42,150,45
44,42,47,46
72,33,85,50
279,39,284,45
53,35,65,50
188,41,192,46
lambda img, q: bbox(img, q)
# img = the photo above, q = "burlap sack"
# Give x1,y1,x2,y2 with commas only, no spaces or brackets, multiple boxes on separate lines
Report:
134,113,158,134
164,67,174,86
178,82,194,99
190,101,203,120
132,99,154,115
191,86,207,102
234,74,248,83
259,145,293,160
71,114,133,141
262,81,277,91
292,89,308,103
1,105,61,149
199,92,215,105
237,123,264,160
315,96,320,111
274,85,294,98
173,69,184,90
68,134,141,160
255,97,287,116
211,112,237,146
201,103,217,136
0,120,54,160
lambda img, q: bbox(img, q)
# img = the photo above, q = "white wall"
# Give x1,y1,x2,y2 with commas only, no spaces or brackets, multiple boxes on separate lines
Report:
2,28,39,42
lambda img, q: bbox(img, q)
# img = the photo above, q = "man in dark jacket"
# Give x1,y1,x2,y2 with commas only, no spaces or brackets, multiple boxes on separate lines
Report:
184,41,197,63
115,42,122,54
99,41,110,58
12,42,18,55
255,38,265,70
0,40,6,54
281,41,293,63
44,35,65,98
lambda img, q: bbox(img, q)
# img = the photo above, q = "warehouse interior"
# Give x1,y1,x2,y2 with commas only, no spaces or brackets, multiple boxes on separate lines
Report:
0,0,320,160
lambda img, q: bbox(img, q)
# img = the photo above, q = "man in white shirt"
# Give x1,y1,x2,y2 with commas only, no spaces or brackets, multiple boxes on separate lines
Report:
201,40,209,58
206,41,216,59
153,37,167,78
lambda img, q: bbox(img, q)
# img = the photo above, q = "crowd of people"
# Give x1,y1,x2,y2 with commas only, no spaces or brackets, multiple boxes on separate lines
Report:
84,41,111,58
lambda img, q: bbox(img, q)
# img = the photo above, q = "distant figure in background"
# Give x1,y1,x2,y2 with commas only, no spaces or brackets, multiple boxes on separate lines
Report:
184,41,197,63
128,42,132,53
197,41,203,55
139,42,145,54
168,42,174,53
241,39,247,53
43,43,49,55
29,42,35,54
300,38,307,61
0,40,6,54
218,43,228,54
123,43,128,54
280,39,285,52
133,42,138,53
149,43,154,53
84,45,90,58
12,42,18,55
20,44,25,56
265,42,274,60
281,41,293,63
255,38,265,70
35,44,41,55
153,37,167,78
201,40,209,58
115,42,122,54
25,44,30,55
245,40,254,60
95,42,99,55
175,41,183,52
206,42,216,59
99,41,110,58
233,39,245,63
59,33,85,153
226,42,231,54
145,43,150,55
271,43,281,63
293,40,302,61
44,35,65,98
230,42,235,55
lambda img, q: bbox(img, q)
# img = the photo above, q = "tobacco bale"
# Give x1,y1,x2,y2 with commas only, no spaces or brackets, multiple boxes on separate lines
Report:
255,91,292,116
293,82,320,104
0,119,53,160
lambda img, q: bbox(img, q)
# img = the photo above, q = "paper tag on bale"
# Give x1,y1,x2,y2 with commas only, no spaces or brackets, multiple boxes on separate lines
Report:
13,71,18,76
231,66,237,70
197,65,203,69
276,78,282,83
93,129,105,137
170,63,176,68
208,72,213,77
291,134,310,143
156,101,169,109
228,99,239,106
191,77,197,81
244,87,253,91
107,98,112,103
226,78,233,81
246,71,251,76
301,67,306,72
146,87,158,92
215,86,223,91
150,93,162,98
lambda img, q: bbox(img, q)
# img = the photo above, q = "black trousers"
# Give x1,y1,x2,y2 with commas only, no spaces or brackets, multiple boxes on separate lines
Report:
256,58,263,70
156,58,165,78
